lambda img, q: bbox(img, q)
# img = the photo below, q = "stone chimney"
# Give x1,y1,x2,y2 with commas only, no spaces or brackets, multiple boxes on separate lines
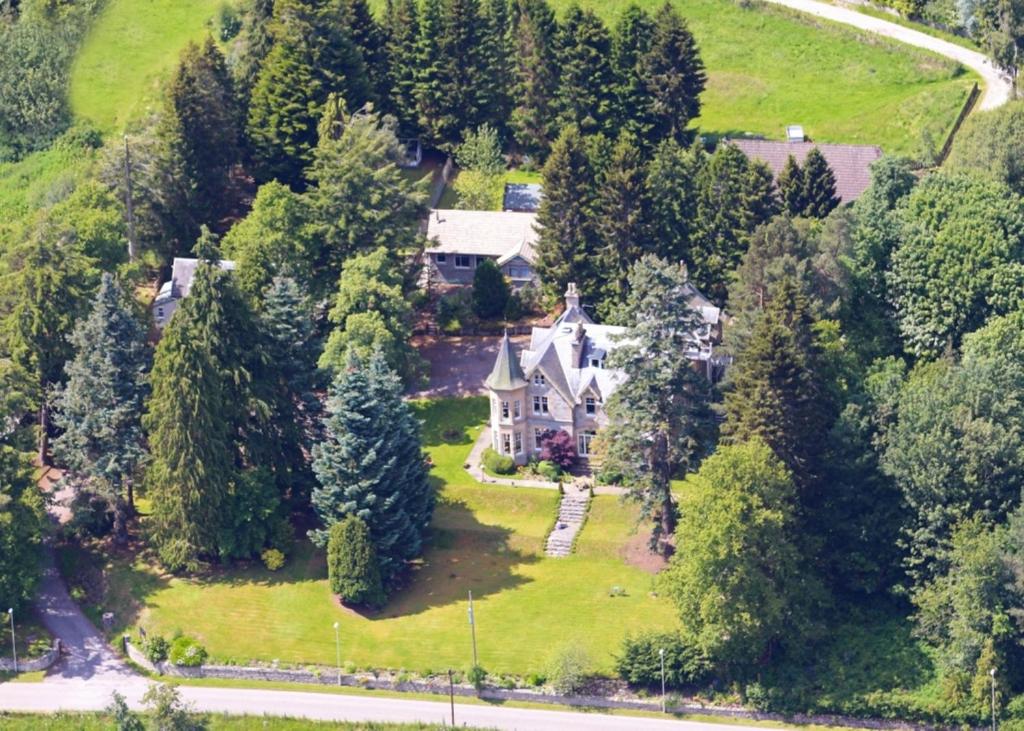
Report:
565,282,580,311
571,321,586,367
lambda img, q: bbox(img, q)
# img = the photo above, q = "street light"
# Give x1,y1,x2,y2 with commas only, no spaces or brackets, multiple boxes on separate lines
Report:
333,621,341,686
659,648,666,713
991,667,997,731
448,668,456,726
7,608,16,674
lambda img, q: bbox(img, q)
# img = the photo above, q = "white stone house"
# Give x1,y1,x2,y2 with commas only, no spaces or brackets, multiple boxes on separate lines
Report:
152,257,236,328
423,209,539,289
484,282,722,466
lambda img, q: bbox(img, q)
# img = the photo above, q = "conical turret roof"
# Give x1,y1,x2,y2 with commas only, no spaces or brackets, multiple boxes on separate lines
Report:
485,331,528,390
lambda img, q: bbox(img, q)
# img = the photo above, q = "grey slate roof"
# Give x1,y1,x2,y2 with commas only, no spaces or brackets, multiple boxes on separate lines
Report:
485,331,529,391
169,257,236,299
728,139,883,203
424,209,539,264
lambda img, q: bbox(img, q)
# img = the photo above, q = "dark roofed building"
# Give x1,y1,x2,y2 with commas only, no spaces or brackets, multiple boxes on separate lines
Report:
152,257,236,328
728,139,883,203
503,183,543,212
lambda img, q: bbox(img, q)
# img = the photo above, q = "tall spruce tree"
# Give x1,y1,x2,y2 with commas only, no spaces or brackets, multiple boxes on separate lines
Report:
534,125,601,300
595,133,650,314
602,256,714,551
247,0,372,186
231,0,276,106
384,0,421,133
801,148,840,218
161,37,241,229
722,278,834,505
611,5,655,139
341,0,389,107
510,0,559,159
637,3,705,146
555,5,616,137
479,0,514,135
310,350,432,589
645,139,702,266
777,154,806,216
52,274,149,543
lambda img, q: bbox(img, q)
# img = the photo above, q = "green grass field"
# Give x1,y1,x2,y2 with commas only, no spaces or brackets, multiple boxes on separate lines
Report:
69,0,226,133
69,0,975,153
0,715,472,730
64,397,675,677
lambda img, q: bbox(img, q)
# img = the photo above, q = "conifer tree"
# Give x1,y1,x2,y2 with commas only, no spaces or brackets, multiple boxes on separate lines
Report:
801,147,840,218
0,437,44,613
384,0,421,133
510,0,559,159
534,125,601,300
777,154,806,216
310,350,432,589
341,0,389,107
595,133,650,313
611,5,655,139
555,5,616,136
645,139,702,266
603,256,714,551
637,3,705,146
232,0,276,105
247,0,372,186
327,515,386,607
52,274,148,543
722,278,834,501
161,37,241,228
414,0,446,145
479,0,514,135
304,105,428,295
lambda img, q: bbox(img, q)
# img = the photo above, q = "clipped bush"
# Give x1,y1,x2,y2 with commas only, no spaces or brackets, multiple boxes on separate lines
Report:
327,516,386,608
536,460,561,481
539,430,577,470
615,631,710,689
261,548,286,571
546,642,593,694
141,633,169,664
168,635,208,667
467,664,488,690
482,447,515,475
472,259,510,319
503,291,525,321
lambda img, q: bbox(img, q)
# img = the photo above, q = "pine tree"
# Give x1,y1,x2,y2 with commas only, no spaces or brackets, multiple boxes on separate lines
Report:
52,274,148,543
161,37,242,228
0,437,44,613
637,3,705,146
232,0,276,106
645,139,702,266
472,258,510,318
777,154,805,216
555,5,616,137
510,0,559,159
801,147,840,218
247,0,372,186
310,350,432,588
259,277,320,504
595,133,650,314
722,278,834,501
341,0,389,107
611,4,655,140
534,125,601,300
478,0,514,135
413,0,446,145
327,515,386,607
603,256,714,551
384,0,421,133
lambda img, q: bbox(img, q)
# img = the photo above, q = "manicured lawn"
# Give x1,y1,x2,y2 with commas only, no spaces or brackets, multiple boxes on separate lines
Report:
70,397,675,677
69,0,226,133
438,169,543,210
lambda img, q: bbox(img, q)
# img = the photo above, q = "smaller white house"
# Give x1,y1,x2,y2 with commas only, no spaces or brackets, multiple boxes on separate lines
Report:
423,209,539,288
153,257,235,328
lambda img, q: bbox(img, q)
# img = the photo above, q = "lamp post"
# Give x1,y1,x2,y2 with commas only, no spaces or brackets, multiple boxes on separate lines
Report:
991,667,997,731
467,591,478,668
333,621,341,686
448,668,456,726
659,648,666,713
7,608,15,674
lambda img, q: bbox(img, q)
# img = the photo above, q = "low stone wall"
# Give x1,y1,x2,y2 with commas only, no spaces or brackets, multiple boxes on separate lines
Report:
123,635,159,673
0,639,61,672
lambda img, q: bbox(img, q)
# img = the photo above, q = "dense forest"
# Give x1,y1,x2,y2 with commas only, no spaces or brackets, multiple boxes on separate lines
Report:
3,0,1024,726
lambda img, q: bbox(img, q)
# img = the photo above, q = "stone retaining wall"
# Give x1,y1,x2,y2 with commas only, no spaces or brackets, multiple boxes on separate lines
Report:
121,639,931,729
0,639,61,672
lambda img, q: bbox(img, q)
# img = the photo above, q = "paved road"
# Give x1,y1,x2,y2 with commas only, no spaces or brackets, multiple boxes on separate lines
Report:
0,681,788,730
33,547,137,683
764,0,1013,111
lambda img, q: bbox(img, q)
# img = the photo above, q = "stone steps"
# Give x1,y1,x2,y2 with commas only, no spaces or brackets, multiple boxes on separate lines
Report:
544,485,592,557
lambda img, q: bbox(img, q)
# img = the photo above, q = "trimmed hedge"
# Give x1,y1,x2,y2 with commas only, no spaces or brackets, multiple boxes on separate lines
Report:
615,631,710,689
483,447,515,475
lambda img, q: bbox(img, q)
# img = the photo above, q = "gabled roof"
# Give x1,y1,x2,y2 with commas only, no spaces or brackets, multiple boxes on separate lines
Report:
424,209,539,264
485,331,528,391
167,257,236,299
727,139,883,202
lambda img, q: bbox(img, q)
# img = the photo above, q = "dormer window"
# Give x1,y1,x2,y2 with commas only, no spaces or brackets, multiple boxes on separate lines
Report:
589,358,603,369
585,397,596,415
533,373,545,386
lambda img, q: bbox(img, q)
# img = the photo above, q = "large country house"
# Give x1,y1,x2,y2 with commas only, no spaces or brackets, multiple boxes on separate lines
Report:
423,209,539,289
484,282,721,466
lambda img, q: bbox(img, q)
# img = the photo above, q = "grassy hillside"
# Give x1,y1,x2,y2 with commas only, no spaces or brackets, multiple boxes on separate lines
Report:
69,0,224,133
69,0,974,153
